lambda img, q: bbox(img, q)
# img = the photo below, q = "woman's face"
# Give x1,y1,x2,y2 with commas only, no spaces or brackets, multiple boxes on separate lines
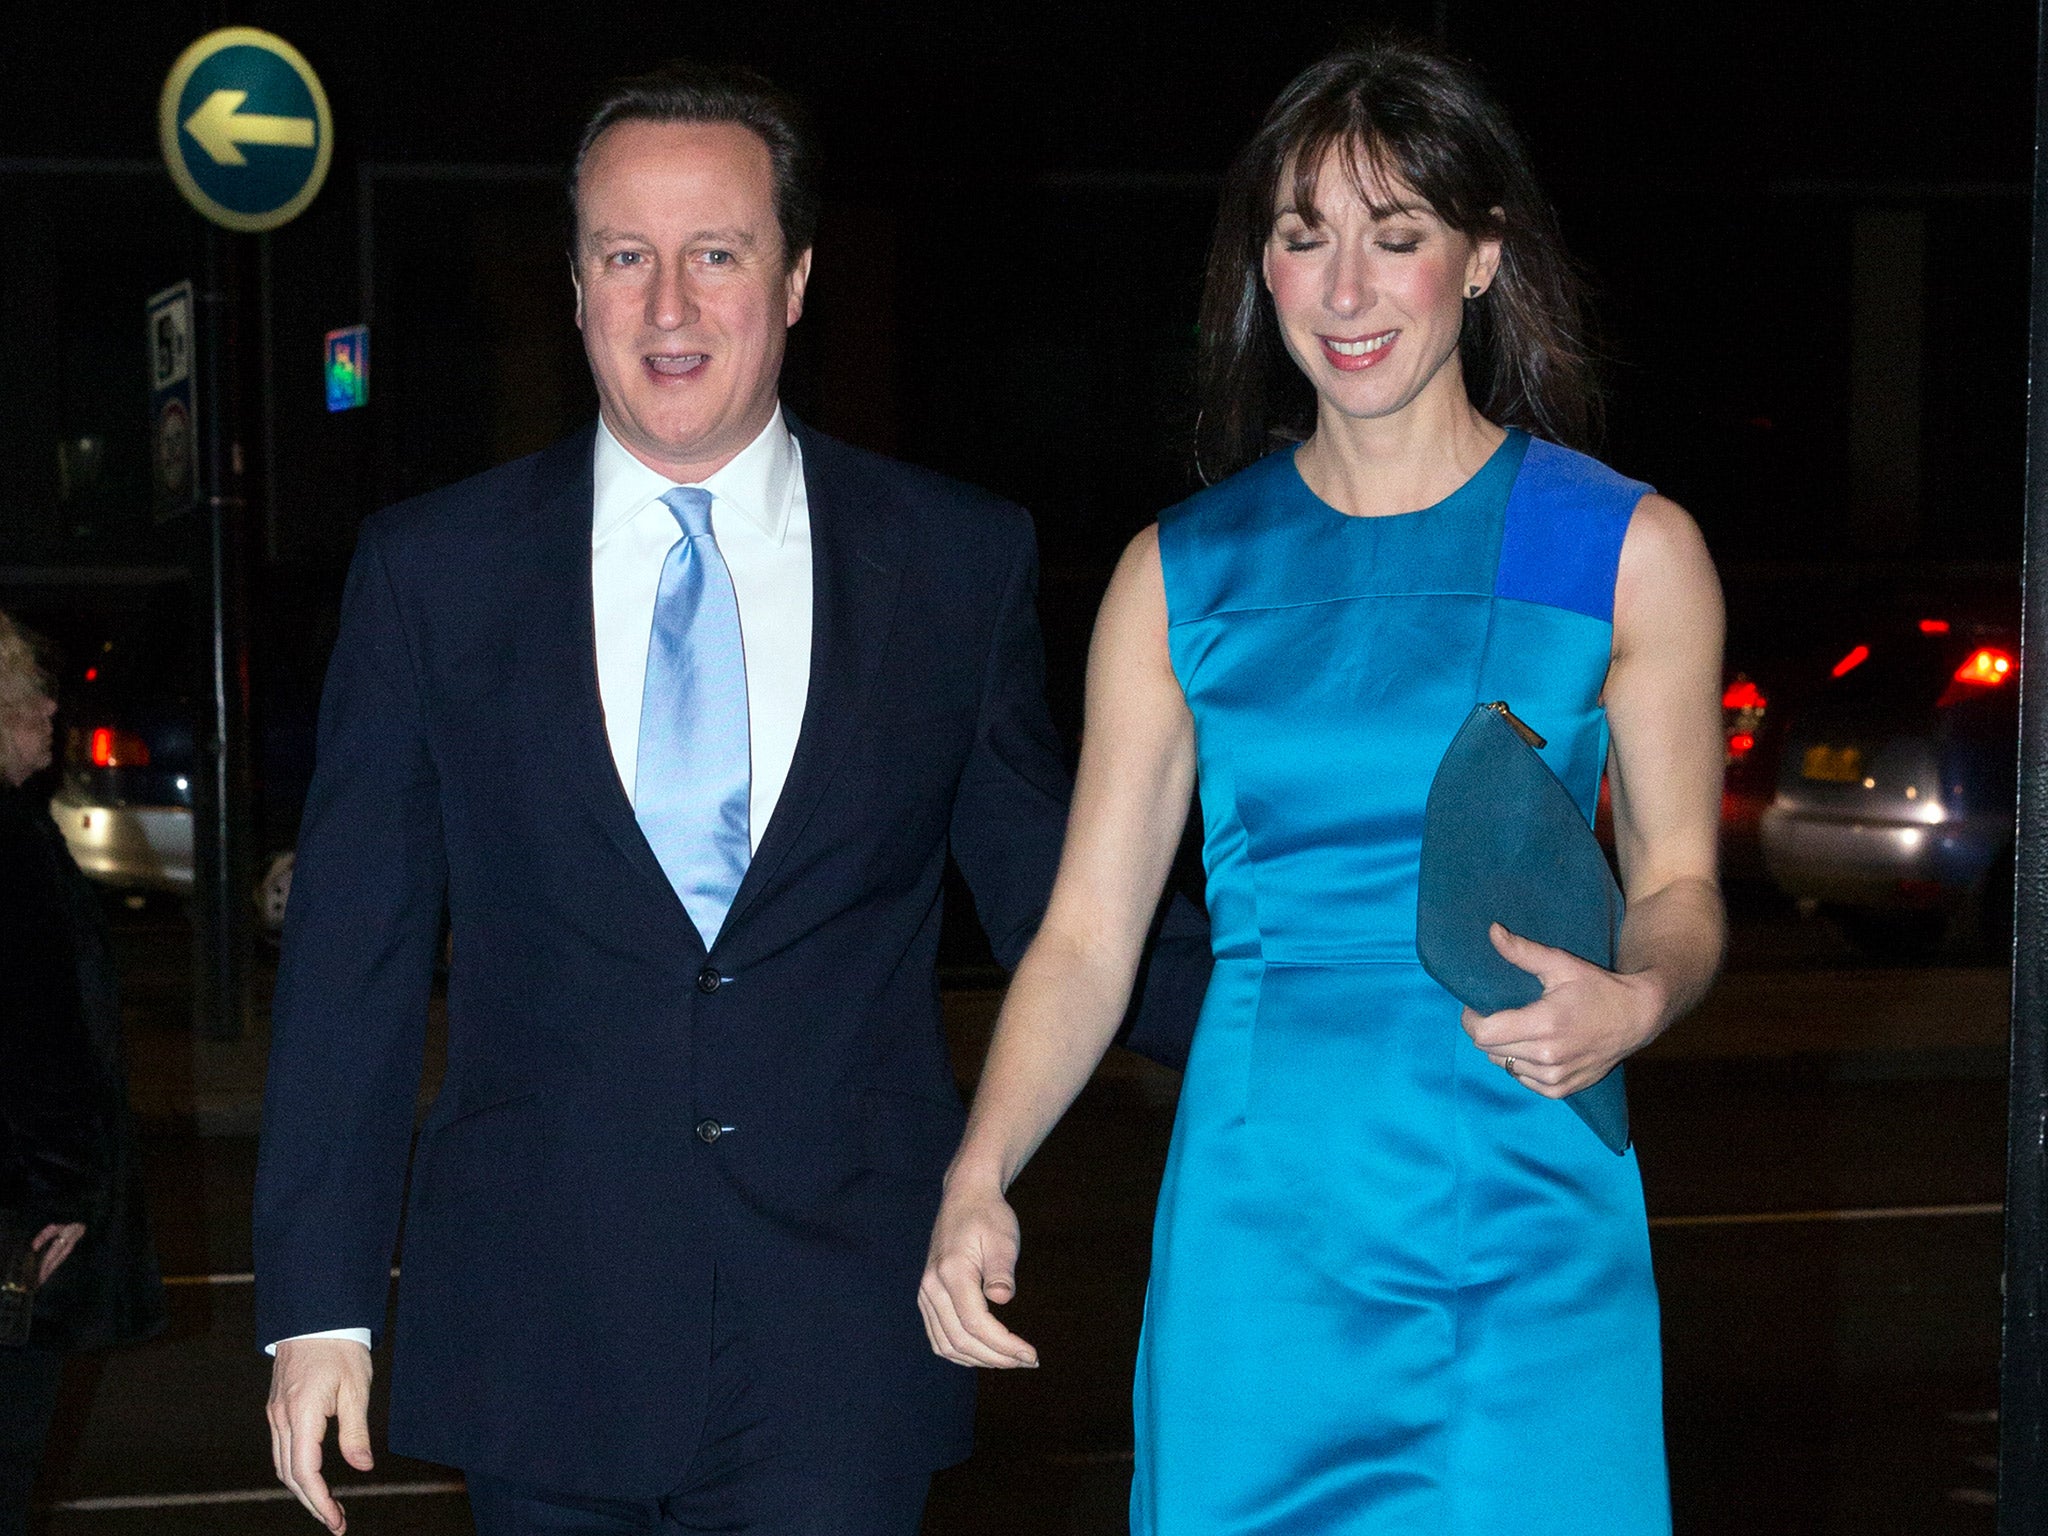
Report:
1262,147,1500,426
1,687,57,787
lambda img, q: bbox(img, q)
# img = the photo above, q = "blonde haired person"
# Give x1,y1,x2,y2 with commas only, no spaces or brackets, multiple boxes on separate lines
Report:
0,612,163,1536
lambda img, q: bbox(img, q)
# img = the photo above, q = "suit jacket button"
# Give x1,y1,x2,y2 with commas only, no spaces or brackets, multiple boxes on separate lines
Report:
696,1119,725,1144
696,966,723,995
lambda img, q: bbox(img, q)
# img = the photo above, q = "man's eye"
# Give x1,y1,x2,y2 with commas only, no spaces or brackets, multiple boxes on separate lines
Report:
701,250,734,266
607,251,644,268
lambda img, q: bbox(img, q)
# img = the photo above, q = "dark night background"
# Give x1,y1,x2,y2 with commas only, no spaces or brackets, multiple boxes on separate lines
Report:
0,9,2038,1533
0,3,2034,712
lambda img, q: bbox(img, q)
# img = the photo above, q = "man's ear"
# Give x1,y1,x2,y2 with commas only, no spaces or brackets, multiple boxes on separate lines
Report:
570,258,585,331
785,247,814,328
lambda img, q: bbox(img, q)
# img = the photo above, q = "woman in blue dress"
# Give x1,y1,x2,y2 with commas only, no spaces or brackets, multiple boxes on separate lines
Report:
922,38,1725,1535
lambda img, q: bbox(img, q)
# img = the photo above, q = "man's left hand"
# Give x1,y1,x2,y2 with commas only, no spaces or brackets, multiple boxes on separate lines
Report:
1460,923,1668,1097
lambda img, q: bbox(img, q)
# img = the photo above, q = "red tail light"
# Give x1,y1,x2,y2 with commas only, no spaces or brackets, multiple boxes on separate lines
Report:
1954,648,2014,686
1937,647,2016,708
87,727,151,768
1919,619,1951,634
1832,645,1870,679
1723,675,1767,765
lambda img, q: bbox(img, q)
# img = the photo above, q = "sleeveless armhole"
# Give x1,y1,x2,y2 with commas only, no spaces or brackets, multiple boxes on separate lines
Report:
1492,438,1653,624
1155,452,1295,632
1155,495,1196,632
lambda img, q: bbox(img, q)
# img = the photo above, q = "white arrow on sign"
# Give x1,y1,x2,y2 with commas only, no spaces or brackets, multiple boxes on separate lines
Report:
182,89,315,167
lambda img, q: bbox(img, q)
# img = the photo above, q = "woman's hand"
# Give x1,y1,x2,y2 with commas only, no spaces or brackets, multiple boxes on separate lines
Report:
32,1222,86,1285
919,525,1195,1373
919,1177,1039,1370
1466,493,1728,1096
1460,924,1668,1097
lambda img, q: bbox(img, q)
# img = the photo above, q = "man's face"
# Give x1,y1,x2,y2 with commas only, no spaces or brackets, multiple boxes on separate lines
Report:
573,119,812,481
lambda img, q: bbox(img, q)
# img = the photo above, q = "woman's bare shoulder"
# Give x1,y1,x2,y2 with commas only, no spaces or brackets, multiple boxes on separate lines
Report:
1615,493,1723,653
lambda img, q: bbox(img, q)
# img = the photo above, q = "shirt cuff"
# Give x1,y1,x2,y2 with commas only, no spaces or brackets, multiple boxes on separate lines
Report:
265,1327,373,1357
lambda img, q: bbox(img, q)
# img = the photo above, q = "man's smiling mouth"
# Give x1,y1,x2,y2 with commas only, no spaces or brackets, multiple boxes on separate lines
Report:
645,353,709,377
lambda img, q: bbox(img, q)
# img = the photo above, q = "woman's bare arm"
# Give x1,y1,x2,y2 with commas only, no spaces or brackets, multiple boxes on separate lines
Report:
920,526,1195,1367
1605,494,1728,1019
1463,494,1726,1093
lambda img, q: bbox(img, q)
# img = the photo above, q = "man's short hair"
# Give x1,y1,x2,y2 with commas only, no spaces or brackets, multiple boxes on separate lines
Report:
569,60,819,264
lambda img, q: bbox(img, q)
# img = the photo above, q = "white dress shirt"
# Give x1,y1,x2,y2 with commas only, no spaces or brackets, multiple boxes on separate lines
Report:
590,405,813,841
271,407,814,1355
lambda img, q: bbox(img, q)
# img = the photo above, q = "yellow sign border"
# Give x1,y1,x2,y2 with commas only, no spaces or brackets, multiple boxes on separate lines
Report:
158,27,333,234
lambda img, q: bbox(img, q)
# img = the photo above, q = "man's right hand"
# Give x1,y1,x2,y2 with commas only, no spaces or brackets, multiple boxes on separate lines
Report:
267,1338,375,1533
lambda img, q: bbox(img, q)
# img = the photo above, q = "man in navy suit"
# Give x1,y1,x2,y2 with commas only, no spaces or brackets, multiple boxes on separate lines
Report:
254,61,1164,1535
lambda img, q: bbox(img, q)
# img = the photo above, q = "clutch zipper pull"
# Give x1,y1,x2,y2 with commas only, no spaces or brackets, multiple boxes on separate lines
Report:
1484,701,1548,750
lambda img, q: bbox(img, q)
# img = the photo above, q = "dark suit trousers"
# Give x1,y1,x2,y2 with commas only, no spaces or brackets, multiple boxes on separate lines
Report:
463,1262,930,1535
465,1467,928,1536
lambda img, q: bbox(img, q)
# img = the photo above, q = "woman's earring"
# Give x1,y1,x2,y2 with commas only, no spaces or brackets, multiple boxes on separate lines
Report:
1467,284,1482,298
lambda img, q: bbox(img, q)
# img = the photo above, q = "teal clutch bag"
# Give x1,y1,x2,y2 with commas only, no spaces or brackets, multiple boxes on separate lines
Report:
1417,702,1631,1154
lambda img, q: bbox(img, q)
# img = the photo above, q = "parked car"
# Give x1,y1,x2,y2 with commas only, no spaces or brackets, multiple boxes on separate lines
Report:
9,574,326,935
1759,613,2018,953
45,603,200,893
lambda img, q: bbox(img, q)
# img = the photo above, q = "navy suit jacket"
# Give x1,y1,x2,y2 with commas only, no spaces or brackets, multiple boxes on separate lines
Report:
254,420,1123,1493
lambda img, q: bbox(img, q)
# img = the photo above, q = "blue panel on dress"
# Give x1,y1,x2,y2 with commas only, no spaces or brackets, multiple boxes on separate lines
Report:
1492,439,1651,623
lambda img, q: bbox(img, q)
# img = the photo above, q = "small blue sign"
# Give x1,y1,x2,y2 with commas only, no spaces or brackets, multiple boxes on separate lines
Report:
159,28,332,233
325,325,370,412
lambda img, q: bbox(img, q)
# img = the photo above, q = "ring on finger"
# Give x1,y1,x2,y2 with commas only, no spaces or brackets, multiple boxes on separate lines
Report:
1503,1056,1520,1078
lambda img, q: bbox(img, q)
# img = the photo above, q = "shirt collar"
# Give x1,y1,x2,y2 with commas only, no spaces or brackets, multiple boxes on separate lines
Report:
591,405,797,547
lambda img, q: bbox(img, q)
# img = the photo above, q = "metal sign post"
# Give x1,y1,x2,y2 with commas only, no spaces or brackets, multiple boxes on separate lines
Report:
157,26,333,1039
189,225,253,1043
2003,2,2048,1527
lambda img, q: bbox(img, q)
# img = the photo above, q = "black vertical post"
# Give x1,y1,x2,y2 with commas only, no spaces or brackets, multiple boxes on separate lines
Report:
260,230,279,562
2004,1,2048,1526
191,221,253,1041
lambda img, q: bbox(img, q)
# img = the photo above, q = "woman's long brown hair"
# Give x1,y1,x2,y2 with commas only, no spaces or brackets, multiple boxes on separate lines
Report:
1194,36,1602,483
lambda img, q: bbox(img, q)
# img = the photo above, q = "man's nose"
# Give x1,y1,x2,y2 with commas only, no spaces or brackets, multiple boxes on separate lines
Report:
648,262,698,330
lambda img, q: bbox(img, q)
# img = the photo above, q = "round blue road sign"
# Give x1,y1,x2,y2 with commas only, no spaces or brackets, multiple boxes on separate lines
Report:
159,28,333,233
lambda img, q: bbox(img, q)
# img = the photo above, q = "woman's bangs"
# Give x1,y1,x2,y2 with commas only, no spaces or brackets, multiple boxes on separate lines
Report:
1282,121,1432,228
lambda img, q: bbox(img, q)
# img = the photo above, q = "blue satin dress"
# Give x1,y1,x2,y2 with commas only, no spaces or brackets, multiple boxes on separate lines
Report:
1133,431,1670,1535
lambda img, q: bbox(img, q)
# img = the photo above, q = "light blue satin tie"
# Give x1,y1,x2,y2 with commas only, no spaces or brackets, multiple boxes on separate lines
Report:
635,486,751,945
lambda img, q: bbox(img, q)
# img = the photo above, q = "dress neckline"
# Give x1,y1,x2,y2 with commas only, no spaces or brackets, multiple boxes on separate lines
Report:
1286,428,1528,523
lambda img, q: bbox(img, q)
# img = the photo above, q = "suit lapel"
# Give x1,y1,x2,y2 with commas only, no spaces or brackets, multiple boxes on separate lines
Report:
719,422,905,940
526,425,705,945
